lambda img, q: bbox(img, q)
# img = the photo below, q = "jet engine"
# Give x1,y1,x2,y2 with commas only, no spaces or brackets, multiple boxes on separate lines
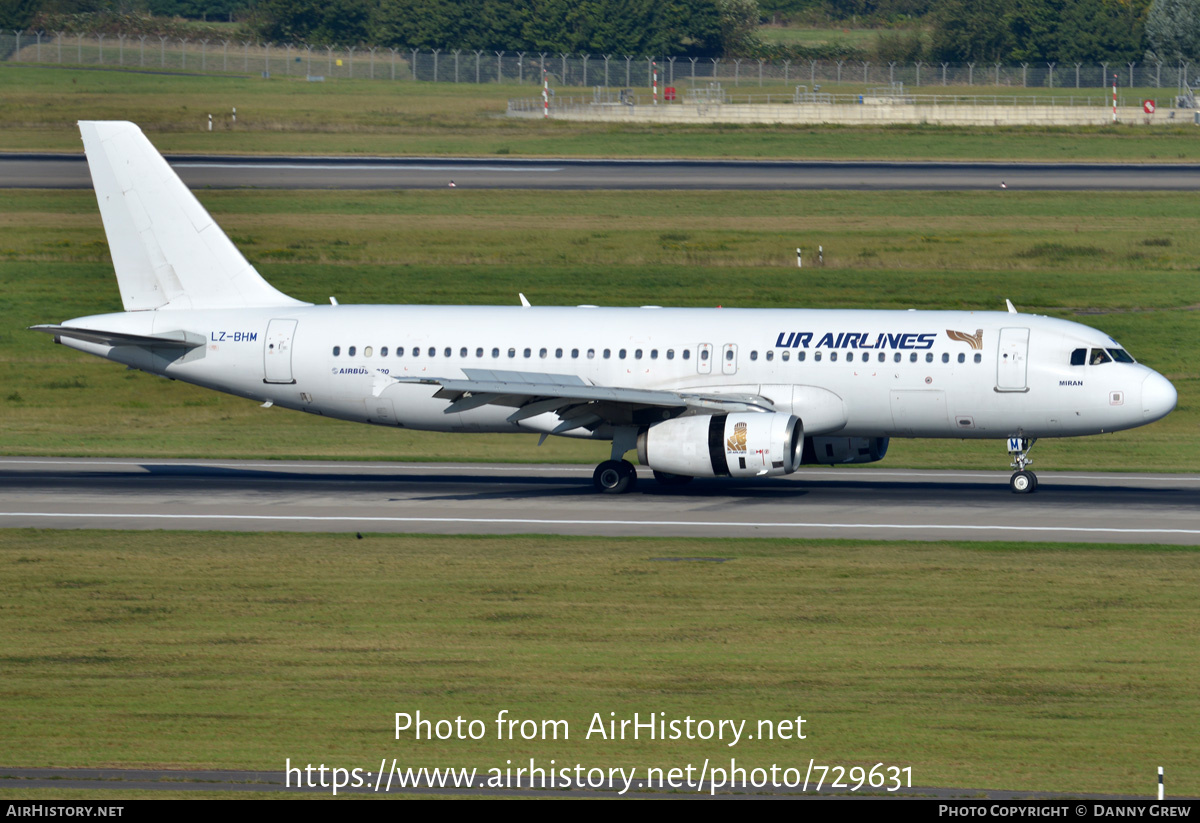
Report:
802,436,890,465
636,413,804,478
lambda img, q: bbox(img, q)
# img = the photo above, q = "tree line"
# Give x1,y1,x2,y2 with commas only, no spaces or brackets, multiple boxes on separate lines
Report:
5,0,1200,63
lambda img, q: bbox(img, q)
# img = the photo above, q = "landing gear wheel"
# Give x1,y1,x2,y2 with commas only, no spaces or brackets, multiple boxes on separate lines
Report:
652,470,693,487
594,460,638,494
1010,470,1037,494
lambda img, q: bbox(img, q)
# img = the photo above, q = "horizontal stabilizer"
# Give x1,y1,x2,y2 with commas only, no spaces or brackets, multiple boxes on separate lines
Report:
29,324,205,349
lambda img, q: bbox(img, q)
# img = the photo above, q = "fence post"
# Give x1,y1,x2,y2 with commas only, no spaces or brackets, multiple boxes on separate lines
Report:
1128,61,1135,87
432,48,439,81
475,49,482,83
582,53,589,86
495,50,503,83
667,55,675,84
835,59,843,83
758,57,764,86
1021,62,1028,87
161,35,168,68
244,40,252,71
1155,61,1161,88
55,31,62,63
1047,61,1054,88
626,55,632,86
180,37,188,69
285,43,293,76
689,56,698,81
813,59,819,86
862,60,869,84
201,38,207,71
734,57,741,85
562,52,568,85
98,33,104,65
264,42,270,75
994,62,1000,85
36,30,42,62
941,61,947,85
1074,61,1081,88
712,56,721,80
1100,62,1108,89
517,51,525,83
391,47,397,80
606,54,613,87
345,45,353,78
967,61,974,85
915,60,922,86
13,29,20,60
77,32,83,64
411,49,418,80
888,61,895,84
118,33,124,65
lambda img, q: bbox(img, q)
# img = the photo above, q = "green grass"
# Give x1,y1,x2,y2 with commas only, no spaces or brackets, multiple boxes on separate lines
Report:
1,65,1197,161
1,188,1196,469
1,529,1197,795
757,25,886,49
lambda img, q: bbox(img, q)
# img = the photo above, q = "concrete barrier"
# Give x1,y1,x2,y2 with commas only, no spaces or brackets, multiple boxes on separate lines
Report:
511,102,1175,127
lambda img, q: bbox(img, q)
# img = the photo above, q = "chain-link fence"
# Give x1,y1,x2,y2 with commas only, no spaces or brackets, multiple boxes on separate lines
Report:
3,31,1198,91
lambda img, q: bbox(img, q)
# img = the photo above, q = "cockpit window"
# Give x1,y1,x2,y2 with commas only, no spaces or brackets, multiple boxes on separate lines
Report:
1107,348,1135,363
1089,348,1112,365
1070,348,1086,366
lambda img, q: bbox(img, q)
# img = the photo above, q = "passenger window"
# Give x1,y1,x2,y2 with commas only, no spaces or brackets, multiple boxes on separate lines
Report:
909,352,917,363
941,353,949,363
831,352,838,362
476,347,484,358
491,347,499,358
925,352,934,363
798,351,805,362
332,346,341,356
700,349,709,361
397,346,405,357
348,346,356,357
957,353,965,363
893,352,901,363
508,348,516,358
781,351,789,362
571,348,579,358
460,347,468,358
523,348,531,358
413,347,419,357
555,348,563,358
444,347,451,357
381,347,388,357
667,349,675,360
539,348,547,358
1070,348,1087,366
1090,348,1112,365
651,349,658,359
364,346,373,357
619,349,626,359
723,350,732,361
765,350,773,361
603,349,611,359
682,350,690,360
750,351,758,361
814,352,822,362
637,349,645,360
974,353,982,363
587,348,595,359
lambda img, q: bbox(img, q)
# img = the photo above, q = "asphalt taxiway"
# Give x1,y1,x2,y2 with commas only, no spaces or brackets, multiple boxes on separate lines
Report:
1,458,1196,544
5,153,1200,190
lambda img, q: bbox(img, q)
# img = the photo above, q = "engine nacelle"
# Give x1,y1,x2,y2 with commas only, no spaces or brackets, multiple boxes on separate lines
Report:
637,413,804,478
802,436,890,465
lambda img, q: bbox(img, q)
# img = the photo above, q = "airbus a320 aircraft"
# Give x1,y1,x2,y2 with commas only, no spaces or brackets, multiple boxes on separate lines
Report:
33,122,1177,494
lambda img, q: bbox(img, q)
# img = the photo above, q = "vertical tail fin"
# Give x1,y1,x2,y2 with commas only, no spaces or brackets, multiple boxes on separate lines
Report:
79,120,307,311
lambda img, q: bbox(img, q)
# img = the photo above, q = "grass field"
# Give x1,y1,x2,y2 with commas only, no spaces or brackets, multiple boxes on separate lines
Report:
1,188,1195,470
2,65,1197,161
0,529,1197,795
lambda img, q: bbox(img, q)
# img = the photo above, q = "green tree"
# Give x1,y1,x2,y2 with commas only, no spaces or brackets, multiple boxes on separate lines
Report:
1145,0,1200,60
928,0,1015,61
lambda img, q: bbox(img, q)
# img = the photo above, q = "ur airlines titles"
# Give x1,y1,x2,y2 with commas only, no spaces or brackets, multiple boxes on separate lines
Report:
33,122,1177,495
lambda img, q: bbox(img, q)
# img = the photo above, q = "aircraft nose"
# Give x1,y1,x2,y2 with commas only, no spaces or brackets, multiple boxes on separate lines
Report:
1141,371,1177,422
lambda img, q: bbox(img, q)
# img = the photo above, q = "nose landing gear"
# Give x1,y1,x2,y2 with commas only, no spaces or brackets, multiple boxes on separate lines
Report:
1007,437,1038,494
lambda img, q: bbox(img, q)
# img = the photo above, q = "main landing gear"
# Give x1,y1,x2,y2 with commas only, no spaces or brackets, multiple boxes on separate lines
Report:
1007,437,1038,494
593,460,638,494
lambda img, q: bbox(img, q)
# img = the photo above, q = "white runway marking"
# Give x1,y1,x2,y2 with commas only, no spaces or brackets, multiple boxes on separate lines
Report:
4,511,1199,536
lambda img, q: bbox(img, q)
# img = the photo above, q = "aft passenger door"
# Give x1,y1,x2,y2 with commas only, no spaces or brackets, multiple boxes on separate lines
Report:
264,318,298,384
996,327,1029,392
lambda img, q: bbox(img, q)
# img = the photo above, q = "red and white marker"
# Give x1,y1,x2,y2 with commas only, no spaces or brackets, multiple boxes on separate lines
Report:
1113,74,1117,123
543,70,549,119
1144,99,1156,114
653,61,658,105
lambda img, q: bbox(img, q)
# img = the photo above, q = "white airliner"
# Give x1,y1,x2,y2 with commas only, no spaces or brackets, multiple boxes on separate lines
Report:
33,121,1177,494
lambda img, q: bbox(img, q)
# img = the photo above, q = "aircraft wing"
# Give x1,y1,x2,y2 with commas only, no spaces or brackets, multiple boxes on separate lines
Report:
389,368,774,433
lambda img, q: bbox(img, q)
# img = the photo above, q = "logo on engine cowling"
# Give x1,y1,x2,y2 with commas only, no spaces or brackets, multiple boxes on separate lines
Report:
726,421,747,454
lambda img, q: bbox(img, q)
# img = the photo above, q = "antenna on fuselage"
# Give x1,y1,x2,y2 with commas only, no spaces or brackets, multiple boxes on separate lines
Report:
1005,299,1018,314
